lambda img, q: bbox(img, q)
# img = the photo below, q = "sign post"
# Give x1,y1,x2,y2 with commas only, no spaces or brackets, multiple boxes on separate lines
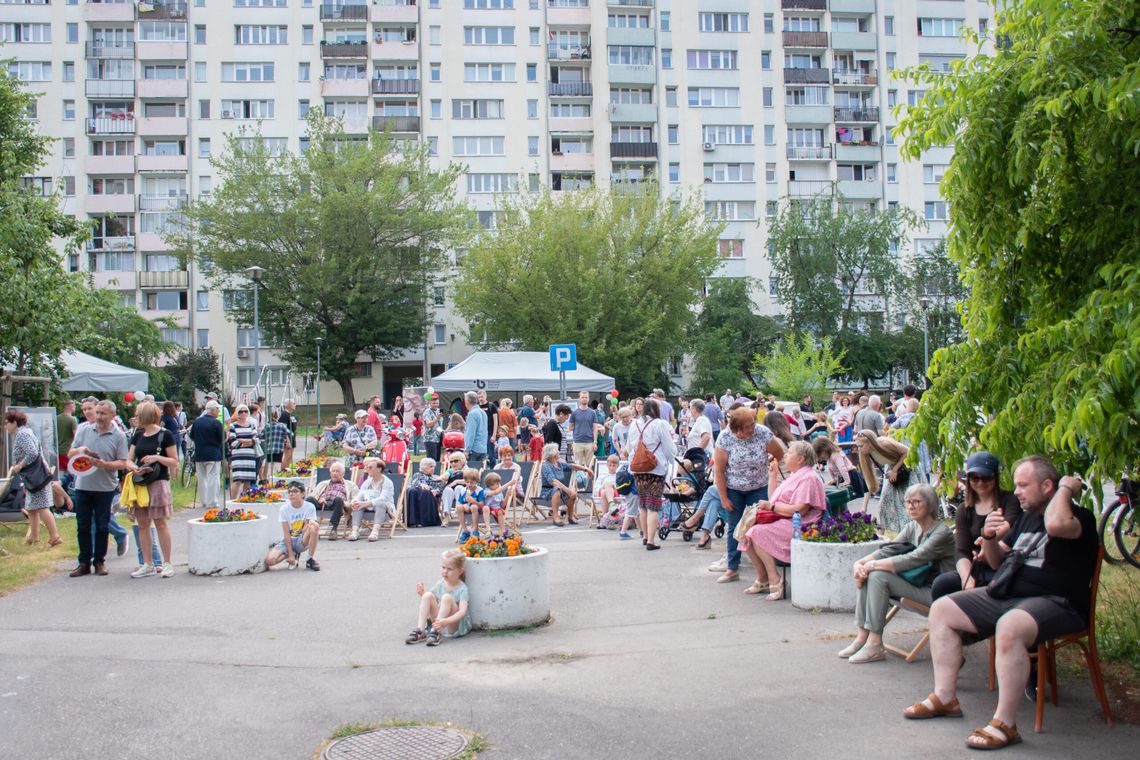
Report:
549,344,577,401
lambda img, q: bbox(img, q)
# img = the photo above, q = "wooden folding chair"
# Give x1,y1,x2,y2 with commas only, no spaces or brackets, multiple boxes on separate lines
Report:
987,546,1113,732
582,461,606,527
383,472,407,538
487,469,520,531
883,597,932,663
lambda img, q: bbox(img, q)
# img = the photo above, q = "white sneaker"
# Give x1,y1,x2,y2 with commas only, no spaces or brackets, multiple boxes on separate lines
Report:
708,558,729,573
159,563,174,578
130,564,156,579
368,529,380,542
348,528,359,541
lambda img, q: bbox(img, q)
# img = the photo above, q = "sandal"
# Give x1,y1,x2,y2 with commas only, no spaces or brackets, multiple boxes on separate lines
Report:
743,581,770,595
48,537,63,547
764,581,785,601
695,537,712,550
965,719,1021,750
405,628,427,645
904,692,964,720
426,630,441,647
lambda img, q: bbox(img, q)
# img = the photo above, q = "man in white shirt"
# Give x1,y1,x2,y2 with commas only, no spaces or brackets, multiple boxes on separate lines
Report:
686,398,714,457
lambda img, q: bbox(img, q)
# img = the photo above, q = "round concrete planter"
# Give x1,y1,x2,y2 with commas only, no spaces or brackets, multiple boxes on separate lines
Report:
790,539,887,612
226,499,288,545
464,546,550,630
273,474,314,492
187,515,268,576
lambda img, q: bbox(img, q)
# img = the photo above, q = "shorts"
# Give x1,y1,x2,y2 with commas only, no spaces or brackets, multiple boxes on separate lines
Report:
274,536,306,557
268,452,284,464
623,494,640,518
947,589,1087,647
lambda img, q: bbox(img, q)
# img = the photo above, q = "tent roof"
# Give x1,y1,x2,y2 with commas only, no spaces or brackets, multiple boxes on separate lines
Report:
430,352,614,393
59,351,149,393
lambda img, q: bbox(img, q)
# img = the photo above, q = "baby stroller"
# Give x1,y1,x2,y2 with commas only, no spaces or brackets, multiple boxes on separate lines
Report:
658,448,719,542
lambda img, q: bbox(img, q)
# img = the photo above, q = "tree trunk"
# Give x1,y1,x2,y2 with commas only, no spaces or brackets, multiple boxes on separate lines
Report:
336,375,357,410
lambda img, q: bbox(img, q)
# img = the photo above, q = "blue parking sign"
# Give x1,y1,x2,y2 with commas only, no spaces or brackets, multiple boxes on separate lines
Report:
549,344,577,372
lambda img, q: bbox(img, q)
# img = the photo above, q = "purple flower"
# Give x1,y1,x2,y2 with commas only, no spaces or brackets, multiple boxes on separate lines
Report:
839,533,849,542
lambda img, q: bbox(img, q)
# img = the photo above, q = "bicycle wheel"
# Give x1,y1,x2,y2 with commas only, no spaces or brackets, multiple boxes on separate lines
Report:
180,460,195,489
1113,504,1140,569
1098,504,1125,564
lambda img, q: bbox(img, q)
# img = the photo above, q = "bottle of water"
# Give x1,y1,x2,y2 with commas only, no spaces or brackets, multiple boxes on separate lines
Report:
792,511,802,541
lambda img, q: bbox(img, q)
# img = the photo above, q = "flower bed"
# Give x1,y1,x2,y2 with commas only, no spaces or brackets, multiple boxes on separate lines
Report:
462,533,549,630
188,514,268,576
227,490,288,545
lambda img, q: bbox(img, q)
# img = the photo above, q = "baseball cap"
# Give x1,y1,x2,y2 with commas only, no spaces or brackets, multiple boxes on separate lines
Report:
965,452,1000,478
354,410,367,419
205,391,219,399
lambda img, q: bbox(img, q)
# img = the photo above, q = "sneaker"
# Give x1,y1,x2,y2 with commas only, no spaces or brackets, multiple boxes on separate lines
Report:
116,533,130,558
708,558,729,573
159,563,174,578
130,564,157,579
368,529,380,542
348,528,359,541
472,531,480,539
459,531,471,542
618,532,632,540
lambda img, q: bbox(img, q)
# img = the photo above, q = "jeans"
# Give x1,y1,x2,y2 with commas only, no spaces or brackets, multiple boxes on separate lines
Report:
411,435,423,456
486,437,497,469
316,496,349,530
90,511,127,548
699,488,724,532
75,489,114,566
425,440,441,464
467,451,488,469
133,524,164,566
724,486,767,571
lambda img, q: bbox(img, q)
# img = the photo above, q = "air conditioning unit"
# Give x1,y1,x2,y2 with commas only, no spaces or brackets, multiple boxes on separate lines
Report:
236,349,250,359
703,142,715,151
221,110,234,119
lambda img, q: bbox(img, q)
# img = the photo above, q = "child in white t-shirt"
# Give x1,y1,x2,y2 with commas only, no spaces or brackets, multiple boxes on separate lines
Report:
265,482,321,571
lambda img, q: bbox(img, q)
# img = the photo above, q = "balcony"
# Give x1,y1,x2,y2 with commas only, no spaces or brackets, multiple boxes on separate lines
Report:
86,116,136,135
87,235,135,252
837,179,881,200
371,39,419,61
138,270,190,289
831,31,877,51
783,67,831,84
138,78,189,98
548,43,592,61
781,0,826,9
608,64,656,86
550,151,595,172
609,102,657,123
788,179,833,197
83,0,135,22
835,141,880,161
833,69,878,87
85,79,135,98
548,82,593,97
610,141,658,160
138,116,189,136
321,78,369,97
371,115,420,132
371,78,420,95
370,0,417,23
320,41,369,58
834,106,879,122
546,4,591,26
139,194,188,212
785,104,833,124
829,0,876,12
782,31,829,48
86,154,137,174
137,0,187,20
320,3,368,21
137,231,176,250
136,40,189,59
787,144,833,160
606,26,655,47
137,154,188,172
85,41,134,59
85,194,137,215
608,0,653,6
91,271,136,290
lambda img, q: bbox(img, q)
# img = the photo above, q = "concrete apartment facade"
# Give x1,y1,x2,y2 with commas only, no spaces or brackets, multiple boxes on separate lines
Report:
2,0,989,405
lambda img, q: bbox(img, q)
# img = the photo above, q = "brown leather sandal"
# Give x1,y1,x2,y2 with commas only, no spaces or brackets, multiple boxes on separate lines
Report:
965,719,1022,750
903,692,964,720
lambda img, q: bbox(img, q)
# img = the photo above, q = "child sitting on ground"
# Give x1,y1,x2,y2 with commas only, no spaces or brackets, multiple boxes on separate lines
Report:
482,472,509,533
594,454,622,529
265,482,320,571
455,467,488,541
406,548,471,646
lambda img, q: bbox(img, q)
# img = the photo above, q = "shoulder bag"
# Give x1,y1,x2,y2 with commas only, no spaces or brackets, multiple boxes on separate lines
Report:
21,453,53,493
987,530,1048,599
878,540,935,586
629,421,660,474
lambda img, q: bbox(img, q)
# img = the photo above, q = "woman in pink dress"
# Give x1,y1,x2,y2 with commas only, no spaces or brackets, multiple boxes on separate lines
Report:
740,441,827,600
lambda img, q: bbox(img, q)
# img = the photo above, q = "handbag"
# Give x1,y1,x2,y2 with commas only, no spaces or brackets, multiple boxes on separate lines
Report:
878,541,935,586
132,465,162,486
733,505,759,541
987,530,1048,599
888,464,911,485
754,509,788,525
21,453,53,493
629,422,660,474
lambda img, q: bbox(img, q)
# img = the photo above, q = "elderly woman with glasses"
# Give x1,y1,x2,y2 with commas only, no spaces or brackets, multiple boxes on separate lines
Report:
839,484,956,664
349,457,395,541
227,404,259,498
405,457,444,528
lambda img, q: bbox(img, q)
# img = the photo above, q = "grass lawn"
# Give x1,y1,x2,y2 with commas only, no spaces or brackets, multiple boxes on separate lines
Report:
0,478,199,598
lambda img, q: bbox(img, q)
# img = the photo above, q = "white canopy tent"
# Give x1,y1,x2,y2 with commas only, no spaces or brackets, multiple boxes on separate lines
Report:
430,352,615,394
59,351,149,393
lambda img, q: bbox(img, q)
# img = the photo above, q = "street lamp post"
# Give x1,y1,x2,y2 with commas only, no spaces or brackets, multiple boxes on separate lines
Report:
245,266,264,403
315,336,323,432
918,297,930,389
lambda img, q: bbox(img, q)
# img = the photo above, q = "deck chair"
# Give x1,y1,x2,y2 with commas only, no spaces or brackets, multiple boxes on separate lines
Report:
486,467,527,530
581,461,607,527
375,472,405,539
883,597,932,663
530,469,574,523
987,546,1113,732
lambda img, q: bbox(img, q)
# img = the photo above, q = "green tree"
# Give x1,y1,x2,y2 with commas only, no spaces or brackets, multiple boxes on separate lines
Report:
834,326,893,389
686,278,779,395
452,184,722,394
164,348,222,407
753,333,847,402
897,0,1140,482
172,113,471,407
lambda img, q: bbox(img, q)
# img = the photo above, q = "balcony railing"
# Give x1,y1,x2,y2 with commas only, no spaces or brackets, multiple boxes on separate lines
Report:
610,141,658,158
320,41,369,58
783,67,831,84
87,236,135,252
138,270,189,289
782,31,829,47
787,145,833,160
548,81,593,97
85,79,136,98
608,0,652,7
548,43,591,60
371,78,420,94
834,106,880,122
833,69,878,86
320,3,368,21
139,194,187,212
788,179,833,196
137,0,187,20
85,41,135,58
781,0,826,10
86,116,137,135
371,115,420,132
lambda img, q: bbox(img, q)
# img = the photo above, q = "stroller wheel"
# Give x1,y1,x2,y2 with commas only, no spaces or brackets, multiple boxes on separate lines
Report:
657,526,669,541
714,523,725,539
682,531,693,542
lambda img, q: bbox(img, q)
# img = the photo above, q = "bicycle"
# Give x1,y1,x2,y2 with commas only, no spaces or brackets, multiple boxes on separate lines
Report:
1097,473,1137,566
179,440,196,489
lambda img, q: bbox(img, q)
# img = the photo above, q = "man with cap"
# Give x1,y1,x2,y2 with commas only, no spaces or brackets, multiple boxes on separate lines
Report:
189,401,226,510
205,392,230,424
343,410,378,467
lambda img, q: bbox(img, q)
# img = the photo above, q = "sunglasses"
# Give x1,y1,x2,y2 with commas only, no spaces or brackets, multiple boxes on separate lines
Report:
968,473,995,482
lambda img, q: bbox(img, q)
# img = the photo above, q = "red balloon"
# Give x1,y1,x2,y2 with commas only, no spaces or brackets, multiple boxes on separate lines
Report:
611,390,619,398
124,392,134,402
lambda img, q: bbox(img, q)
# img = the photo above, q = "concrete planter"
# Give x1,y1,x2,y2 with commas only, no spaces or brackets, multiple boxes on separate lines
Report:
273,474,314,492
464,546,550,630
187,515,268,576
790,539,887,612
226,499,288,545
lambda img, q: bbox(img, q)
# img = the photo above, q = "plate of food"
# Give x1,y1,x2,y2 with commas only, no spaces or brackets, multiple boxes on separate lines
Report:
68,455,96,477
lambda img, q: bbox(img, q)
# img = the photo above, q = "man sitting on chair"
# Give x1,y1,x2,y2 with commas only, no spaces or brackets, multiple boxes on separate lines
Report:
308,461,359,540
903,456,1098,751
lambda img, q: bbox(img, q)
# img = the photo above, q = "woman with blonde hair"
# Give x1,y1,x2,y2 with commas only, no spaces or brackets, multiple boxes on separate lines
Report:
126,401,180,578
856,430,921,533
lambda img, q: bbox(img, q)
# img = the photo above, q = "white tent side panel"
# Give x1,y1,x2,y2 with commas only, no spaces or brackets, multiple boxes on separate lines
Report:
430,352,614,394
59,351,149,393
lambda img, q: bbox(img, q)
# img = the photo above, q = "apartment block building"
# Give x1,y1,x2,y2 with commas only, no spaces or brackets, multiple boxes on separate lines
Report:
2,0,990,404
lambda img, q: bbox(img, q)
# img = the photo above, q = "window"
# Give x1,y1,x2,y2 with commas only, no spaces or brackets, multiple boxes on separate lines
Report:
452,99,504,119
223,290,250,311
430,63,441,82
703,163,755,183
884,16,894,36
764,125,775,145
477,210,500,230
918,18,964,37
924,201,948,221
298,99,310,118
466,173,517,193
661,49,671,68
761,51,771,70
90,177,135,195
63,138,75,157
142,63,186,80
432,286,445,308
667,124,678,144
764,14,774,34
426,99,440,119
63,61,75,82
704,201,755,221
887,164,897,183
429,25,441,45
608,46,654,66
66,22,78,43
194,25,205,45
923,164,948,184
979,18,989,35
302,25,313,45
718,239,743,258
221,99,274,119
434,324,446,344
698,13,748,33
887,89,897,108
63,100,75,120
785,86,830,105
63,177,75,196
765,163,776,183
886,52,896,71
660,12,669,31
140,21,188,42
234,25,287,45
687,87,740,108
234,0,287,6
144,291,189,311
463,26,515,45
7,61,51,82
464,63,515,82
235,329,265,350
762,88,773,108
766,201,778,218
686,50,737,70
836,164,876,182
426,136,438,156
299,62,310,82
526,63,537,81
452,136,505,156
665,86,677,107
0,23,51,43
196,329,209,348
194,62,207,82
198,138,211,157
702,125,752,145
668,163,679,183
464,0,513,7
222,62,275,82
527,99,538,118
530,27,539,45
528,136,539,156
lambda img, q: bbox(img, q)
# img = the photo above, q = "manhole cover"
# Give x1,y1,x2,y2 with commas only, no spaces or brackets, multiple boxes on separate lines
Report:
323,726,470,760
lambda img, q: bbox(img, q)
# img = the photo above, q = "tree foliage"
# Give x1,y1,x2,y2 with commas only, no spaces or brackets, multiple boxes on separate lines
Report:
897,0,1140,483
173,113,471,407
753,333,846,402
452,185,722,394
686,278,779,395
164,348,222,407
